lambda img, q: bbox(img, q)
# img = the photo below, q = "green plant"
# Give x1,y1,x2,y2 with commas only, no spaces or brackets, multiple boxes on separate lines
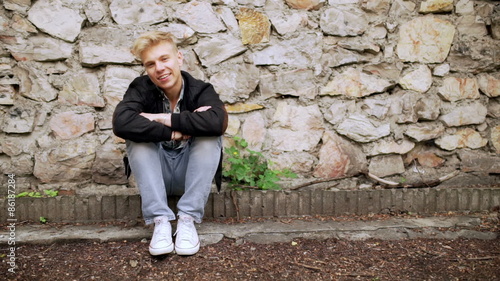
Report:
39,216,48,224
16,190,59,198
43,190,59,197
223,137,297,190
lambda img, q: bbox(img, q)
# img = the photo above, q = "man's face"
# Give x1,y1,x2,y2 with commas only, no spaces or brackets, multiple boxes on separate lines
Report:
141,41,183,96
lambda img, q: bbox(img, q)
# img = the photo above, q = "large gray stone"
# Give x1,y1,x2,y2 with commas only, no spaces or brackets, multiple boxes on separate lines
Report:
314,130,367,179
92,144,128,185
241,112,267,151
7,35,73,62
270,151,317,174
27,0,84,42
336,114,391,143
251,33,322,67
477,73,500,98
404,122,445,142
399,65,433,93
438,77,480,102
79,27,136,66
158,24,197,46
0,84,15,105
457,15,488,38
321,46,372,68
268,101,324,152
1,135,37,157
415,94,441,121
259,69,317,100
337,37,381,54
321,68,393,98
216,6,240,37
103,66,140,109
13,62,58,102
2,104,37,134
210,60,260,103
267,10,307,36
320,6,368,36
324,100,356,125
49,112,95,140
3,0,31,13
33,136,98,183
368,154,405,177
396,16,455,63
366,138,415,157
362,98,391,119
194,34,247,67
439,102,488,127
84,0,106,24
435,128,488,151
58,72,105,108
175,1,226,34
459,150,500,174
361,0,391,14
3,154,34,175
392,91,424,124
6,15,31,35
109,0,167,25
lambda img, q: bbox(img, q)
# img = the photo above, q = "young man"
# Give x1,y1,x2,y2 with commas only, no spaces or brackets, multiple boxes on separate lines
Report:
113,31,228,256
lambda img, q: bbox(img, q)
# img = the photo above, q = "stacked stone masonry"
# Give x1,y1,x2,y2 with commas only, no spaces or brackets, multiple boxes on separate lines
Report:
0,0,499,194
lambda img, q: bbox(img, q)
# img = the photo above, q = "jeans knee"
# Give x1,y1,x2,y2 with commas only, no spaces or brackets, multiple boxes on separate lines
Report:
188,137,221,166
126,141,159,161
191,136,221,151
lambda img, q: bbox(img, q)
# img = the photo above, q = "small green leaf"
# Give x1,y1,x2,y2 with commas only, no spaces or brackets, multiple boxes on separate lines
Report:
44,190,58,197
223,137,297,191
16,192,29,198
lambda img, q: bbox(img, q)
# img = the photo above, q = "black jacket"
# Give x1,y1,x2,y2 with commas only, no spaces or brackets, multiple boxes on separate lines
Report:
112,71,228,191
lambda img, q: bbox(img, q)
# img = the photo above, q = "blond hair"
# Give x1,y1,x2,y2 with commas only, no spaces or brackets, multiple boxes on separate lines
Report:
131,31,178,61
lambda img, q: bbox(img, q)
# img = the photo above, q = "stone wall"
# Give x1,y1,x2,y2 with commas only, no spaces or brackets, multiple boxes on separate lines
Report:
0,0,499,194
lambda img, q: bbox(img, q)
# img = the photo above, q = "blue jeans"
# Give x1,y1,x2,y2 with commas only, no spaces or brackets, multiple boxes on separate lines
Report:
126,136,222,224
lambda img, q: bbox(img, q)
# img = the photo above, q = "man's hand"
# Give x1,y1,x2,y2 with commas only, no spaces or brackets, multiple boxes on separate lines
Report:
194,106,211,112
140,113,171,127
170,106,211,140
171,131,190,141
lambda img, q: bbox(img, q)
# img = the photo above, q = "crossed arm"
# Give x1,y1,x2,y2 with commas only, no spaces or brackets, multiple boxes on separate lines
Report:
139,106,212,141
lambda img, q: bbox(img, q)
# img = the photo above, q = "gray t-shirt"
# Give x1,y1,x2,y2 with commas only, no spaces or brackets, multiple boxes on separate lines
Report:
161,80,187,150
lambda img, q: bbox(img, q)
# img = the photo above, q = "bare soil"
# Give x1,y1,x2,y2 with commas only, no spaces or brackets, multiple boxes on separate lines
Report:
2,213,499,281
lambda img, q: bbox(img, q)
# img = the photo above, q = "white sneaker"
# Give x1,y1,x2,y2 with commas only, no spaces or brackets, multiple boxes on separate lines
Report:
149,216,174,256
174,215,200,255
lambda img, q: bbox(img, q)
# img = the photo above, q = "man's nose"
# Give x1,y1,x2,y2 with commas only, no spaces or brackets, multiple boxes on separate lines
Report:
155,61,164,71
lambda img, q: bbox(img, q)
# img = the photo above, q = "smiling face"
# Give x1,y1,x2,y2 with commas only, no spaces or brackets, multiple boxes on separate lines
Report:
141,41,184,97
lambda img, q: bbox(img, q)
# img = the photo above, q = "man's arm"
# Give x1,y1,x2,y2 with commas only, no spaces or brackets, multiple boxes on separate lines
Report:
170,85,228,136
139,106,212,140
112,81,174,142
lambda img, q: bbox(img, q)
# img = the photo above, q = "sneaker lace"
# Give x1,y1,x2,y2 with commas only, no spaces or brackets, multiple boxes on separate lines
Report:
175,216,195,241
153,218,170,240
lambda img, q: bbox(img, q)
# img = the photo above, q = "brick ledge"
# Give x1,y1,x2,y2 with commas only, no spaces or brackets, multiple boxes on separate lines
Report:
1,188,499,223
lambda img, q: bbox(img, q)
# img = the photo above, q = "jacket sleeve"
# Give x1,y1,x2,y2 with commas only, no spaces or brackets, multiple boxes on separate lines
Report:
112,79,173,142
170,83,228,136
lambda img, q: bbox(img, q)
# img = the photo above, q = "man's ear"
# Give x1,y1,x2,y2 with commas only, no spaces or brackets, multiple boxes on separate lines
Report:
177,51,184,67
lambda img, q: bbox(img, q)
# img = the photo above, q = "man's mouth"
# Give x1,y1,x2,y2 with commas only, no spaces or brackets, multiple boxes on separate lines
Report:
158,74,170,81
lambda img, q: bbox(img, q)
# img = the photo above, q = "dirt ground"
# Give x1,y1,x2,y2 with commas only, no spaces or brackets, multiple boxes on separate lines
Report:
1,213,499,281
